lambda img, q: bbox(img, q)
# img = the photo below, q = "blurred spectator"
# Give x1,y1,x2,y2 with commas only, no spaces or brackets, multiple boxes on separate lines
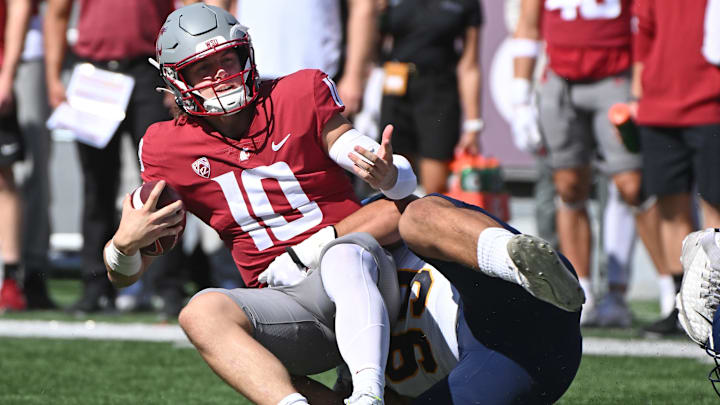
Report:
16,1,56,309
189,0,376,118
0,0,32,312
378,0,483,194
44,0,174,313
633,0,720,335
513,0,664,323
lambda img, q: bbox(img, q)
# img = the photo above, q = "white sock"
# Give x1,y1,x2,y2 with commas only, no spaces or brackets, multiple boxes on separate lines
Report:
579,277,594,308
603,183,636,287
277,393,309,405
476,227,518,283
321,244,387,399
658,275,676,316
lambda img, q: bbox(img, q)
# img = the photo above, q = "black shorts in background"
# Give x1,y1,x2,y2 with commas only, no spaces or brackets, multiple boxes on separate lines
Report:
0,106,24,167
380,71,460,161
640,124,720,204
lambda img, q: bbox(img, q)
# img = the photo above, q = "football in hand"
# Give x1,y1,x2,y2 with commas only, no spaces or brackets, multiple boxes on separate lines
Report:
130,180,186,256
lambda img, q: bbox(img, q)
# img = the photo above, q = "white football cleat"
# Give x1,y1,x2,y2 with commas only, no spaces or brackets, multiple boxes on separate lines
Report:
507,234,586,312
677,229,720,348
344,393,383,405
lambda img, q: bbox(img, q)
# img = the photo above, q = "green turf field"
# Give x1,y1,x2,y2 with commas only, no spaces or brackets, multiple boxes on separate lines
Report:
0,279,716,404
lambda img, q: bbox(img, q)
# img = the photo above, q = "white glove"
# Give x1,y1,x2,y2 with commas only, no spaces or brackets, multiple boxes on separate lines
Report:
290,226,337,270
257,251,308,287
257,226,336,287
511,103,543,154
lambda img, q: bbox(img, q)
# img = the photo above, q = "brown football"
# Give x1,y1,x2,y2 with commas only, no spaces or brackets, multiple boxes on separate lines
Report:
130,180,186,256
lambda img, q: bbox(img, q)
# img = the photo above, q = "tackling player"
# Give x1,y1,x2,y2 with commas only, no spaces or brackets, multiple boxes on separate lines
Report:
279,194,584,403
102,4,417,405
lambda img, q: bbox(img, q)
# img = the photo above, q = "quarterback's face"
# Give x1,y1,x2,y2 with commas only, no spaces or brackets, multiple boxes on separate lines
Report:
184,49,244,99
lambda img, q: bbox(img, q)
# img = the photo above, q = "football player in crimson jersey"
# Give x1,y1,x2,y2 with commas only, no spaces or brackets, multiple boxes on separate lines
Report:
510,0,666,326
102,4,417,405
284,194,583,404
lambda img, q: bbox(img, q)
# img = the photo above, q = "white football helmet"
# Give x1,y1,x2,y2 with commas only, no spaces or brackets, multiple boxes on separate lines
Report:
155,3,259,116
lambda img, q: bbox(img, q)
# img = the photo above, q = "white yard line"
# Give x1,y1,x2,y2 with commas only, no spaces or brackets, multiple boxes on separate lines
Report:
0,320,710,362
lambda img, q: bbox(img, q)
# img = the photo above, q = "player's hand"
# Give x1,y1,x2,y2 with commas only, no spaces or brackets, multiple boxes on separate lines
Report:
349,124,398,191
112,181,185,255
257,251,307,287
510,103,543,154
0,75,15,115
455,130,481,156
338,74,364,117
47,78,67,109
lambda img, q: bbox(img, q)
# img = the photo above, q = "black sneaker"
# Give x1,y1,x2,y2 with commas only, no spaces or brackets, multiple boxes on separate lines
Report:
24,271,58,310
644,308,683,337
66,278,116,315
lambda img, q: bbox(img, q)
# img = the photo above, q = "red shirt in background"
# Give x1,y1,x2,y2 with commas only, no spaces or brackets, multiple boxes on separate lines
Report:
140,70,360,287
542,0,633,80
73,0,174,62
634,0,720,126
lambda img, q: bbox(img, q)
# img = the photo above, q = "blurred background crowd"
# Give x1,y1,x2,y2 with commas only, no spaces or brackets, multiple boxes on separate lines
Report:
0,0,718,342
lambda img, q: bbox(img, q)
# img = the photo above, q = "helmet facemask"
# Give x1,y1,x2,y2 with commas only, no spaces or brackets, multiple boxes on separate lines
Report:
164,38,258,116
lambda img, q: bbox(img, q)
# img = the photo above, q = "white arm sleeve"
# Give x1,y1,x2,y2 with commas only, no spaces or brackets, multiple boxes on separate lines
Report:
329,128,417,200
704,0,720,65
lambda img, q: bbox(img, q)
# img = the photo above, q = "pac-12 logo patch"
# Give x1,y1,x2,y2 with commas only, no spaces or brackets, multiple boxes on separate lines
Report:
192,157,211,178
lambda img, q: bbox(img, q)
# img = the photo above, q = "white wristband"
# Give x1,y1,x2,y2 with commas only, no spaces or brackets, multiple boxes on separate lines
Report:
462,119,485,133
508,38,542,58
104,240,142,277
381,154,417,200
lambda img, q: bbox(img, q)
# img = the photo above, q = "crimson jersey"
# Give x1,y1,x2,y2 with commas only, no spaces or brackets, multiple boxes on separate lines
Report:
634,0,720,126
140,69,361,287
542,0,633,80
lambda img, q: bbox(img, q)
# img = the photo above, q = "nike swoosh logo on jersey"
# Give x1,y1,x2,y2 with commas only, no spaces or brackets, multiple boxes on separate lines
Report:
271,133,292,151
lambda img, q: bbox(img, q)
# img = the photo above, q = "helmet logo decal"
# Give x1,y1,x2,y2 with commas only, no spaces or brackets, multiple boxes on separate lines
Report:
196,36,227,52
192,157,211,178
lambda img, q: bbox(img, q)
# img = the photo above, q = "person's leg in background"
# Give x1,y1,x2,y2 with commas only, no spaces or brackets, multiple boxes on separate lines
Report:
413,71,460,195
0,164,24,311
593,179,635,327
15,57,55,309
640,125,695,335
0,92,26,311
538,71,597,320
117,59,174,315
534,155,558,249
70,129,122,313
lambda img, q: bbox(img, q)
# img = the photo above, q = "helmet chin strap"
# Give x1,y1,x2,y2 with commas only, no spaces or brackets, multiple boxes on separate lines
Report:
202,85,248,114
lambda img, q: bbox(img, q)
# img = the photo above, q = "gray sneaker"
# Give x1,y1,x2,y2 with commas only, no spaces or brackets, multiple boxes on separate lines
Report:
507,234,586,312
593,293,632,328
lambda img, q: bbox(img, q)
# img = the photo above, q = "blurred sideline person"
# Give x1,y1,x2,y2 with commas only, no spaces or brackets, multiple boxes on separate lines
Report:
0,0,32,312
378,0,484,194
104,4,417,404
265,195,584,404
44,0,174,313
185,0,376,118
16,0,56,309
513,0,664,322
633,0,720,335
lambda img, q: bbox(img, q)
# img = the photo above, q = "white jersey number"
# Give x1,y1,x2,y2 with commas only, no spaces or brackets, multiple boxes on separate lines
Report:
545,0,621,21
213,162,323,251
